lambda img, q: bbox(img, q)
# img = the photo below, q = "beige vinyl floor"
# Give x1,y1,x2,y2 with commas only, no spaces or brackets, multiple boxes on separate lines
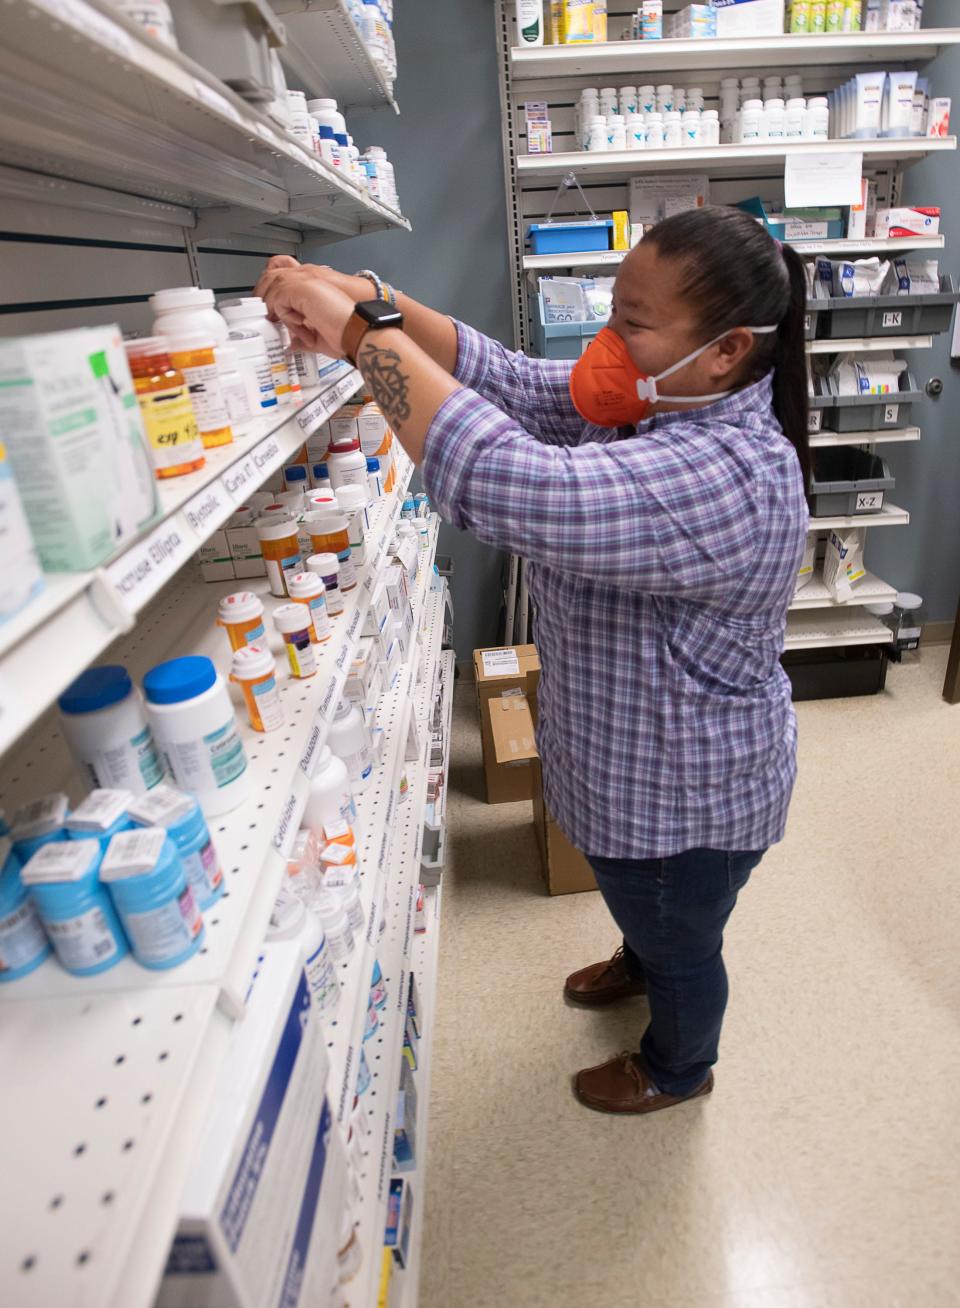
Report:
418,645,960,1308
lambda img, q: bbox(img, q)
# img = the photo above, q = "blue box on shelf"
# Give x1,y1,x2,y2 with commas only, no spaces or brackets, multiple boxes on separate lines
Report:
527,220,613,256
736,197,845,242
530,293,606,360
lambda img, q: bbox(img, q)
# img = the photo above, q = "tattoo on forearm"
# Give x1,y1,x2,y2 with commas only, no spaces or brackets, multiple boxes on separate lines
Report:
358,343,412,431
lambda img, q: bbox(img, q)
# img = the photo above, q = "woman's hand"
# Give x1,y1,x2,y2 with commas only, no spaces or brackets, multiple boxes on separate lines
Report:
255,261,356,358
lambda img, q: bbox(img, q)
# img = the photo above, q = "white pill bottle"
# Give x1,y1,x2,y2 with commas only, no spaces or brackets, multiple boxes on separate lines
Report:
328,699,373,791
58,665,165,793
304,745,358,835
142,656,249,817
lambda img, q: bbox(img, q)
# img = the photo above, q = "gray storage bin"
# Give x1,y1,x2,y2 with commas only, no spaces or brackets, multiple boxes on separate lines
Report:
812,275,958,339
809,447,895,516
169,0,282,102
809,372,921,433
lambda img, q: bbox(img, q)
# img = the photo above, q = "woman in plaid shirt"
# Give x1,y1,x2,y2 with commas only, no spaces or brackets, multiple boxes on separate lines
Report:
257,206,810,1117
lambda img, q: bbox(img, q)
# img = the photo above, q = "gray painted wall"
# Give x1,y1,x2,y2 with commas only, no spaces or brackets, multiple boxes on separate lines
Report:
307,0,960,640
303,0,513,660
866,0,959,624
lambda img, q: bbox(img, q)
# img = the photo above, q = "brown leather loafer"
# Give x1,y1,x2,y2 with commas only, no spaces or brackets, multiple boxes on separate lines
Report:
564,946,647,1006
574,1052,714,1115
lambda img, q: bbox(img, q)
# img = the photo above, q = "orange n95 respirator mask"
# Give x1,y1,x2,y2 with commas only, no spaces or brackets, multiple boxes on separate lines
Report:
568,323,777,428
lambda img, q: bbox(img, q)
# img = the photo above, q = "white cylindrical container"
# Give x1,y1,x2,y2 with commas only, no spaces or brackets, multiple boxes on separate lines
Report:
626,113,646,149
162,332,233,444
785,98,807,138
328,878,364,938
313,889,354,961
663,111,682,148
306,551,344,616
740,100,763,142
681,109,701,147
587,116,607,152
58,666,165,793
304,745,357,834
229,644,285,733
618,85,638,116
228,329,278,414
336,484,369,566
805,97,830,139
327,436,369,492
686,86,705,112
763,97,786,140
655,84,673,113
578,93,599,147
285,90,313,149
149,287,231,386
645,113,664,148
516,0,544,45
274,604,319,679
287,571,332,642
599,86,618,116
219,298,292,405
366,457,383,499
673,88,686,113
700,110,720,148
267,890,340,1015
606,113,627,150
276,487,305,514
362,148,397,209
143,657,248,816
638,84,656,114
215,341,255,435
328,699,373,790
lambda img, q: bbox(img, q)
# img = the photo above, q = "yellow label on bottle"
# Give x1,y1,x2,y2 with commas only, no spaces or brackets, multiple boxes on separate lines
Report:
138,387,203,472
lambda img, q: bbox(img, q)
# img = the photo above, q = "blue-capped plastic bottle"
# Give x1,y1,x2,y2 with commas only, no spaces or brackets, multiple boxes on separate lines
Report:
21,838,129,976
0,839,51,982
101,827,204,970
127,784,224,911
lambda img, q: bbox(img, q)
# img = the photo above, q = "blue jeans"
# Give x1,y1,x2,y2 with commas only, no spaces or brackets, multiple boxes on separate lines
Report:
587,848,765,1097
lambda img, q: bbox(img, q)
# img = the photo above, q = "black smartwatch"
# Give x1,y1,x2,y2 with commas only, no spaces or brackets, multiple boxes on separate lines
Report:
341,299,404,365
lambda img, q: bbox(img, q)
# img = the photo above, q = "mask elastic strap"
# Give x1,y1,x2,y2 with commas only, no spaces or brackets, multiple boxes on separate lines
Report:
640,324,778,405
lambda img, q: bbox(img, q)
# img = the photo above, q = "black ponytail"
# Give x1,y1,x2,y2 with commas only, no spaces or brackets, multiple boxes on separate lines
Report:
645,206,811,494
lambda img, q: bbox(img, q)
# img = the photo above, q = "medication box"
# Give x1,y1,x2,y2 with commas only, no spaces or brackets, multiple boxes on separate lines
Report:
199,530,235,582
393,1060,418,1170
224,511,266,579
157,942,342,1308
737,196,844,242
362,581,391,638
629,175,709,230
0,325,156,571
712,0,785,37
872,206,941,238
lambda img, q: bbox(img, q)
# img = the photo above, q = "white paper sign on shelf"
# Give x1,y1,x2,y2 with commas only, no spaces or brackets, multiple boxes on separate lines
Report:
106,521,194,613
784,151,863,208
183,482,232,542
481,649,520,677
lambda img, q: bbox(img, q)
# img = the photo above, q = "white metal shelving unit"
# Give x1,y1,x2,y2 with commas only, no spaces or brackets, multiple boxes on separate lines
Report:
0,450,419,1308
420,646,456,884
275,0,399,113
0,0,409,243
344,581,446,1308
495,2,957,662
515,137,957,182
784,607,893,649
0,367,362,756
509,30,960,79
522,234,946,272
790,570,897,610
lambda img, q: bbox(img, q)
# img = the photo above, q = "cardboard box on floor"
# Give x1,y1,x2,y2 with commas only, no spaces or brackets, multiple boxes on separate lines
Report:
475,645,596,896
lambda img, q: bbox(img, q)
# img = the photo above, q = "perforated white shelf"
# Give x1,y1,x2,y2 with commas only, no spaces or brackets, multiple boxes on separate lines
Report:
784,607,893,650
522,237,945,273
0,367,362,757
0,455,415,1308
790,570,897,611
274,0,398,112
809,427,920,448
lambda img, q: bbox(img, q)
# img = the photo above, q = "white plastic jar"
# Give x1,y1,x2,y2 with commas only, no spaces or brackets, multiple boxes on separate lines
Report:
327,435,369,493
306,551,344,616
606,114,627,150
638,84,656,114
740,99,763,142
303,744,357,835
805,97,830,139
663,111,682,148
267,889,340,1014
645,113,664,148
599,86,618,116
149,287,231,383
313,889,354,961
143,656,248,816
686,86,705,112
587,116,607,152
362,148,397,209
328,699,373,790
626,113,646,149
655,84,673,113
228,329,278,414
785,98,807,138
219,298,292,405
618,85,638,116
285,90,313,149
336,484,369,565
763,97,786,140
681,109,701,147
673,88,687,113
700,110,720,148
215,340,255,435
58,665,165,793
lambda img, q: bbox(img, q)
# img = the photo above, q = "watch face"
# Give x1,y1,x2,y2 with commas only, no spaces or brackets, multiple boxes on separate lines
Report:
357,299,404,329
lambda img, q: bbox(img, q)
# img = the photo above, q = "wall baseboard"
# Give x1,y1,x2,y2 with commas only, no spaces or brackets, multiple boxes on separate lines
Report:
923,621,955,645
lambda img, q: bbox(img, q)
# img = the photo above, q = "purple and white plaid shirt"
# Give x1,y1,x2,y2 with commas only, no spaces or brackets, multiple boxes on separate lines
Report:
423,322,808,860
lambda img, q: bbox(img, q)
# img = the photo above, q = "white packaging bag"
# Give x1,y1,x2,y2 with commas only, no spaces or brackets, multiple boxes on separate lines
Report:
887,257,940,295
822,527,866,602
